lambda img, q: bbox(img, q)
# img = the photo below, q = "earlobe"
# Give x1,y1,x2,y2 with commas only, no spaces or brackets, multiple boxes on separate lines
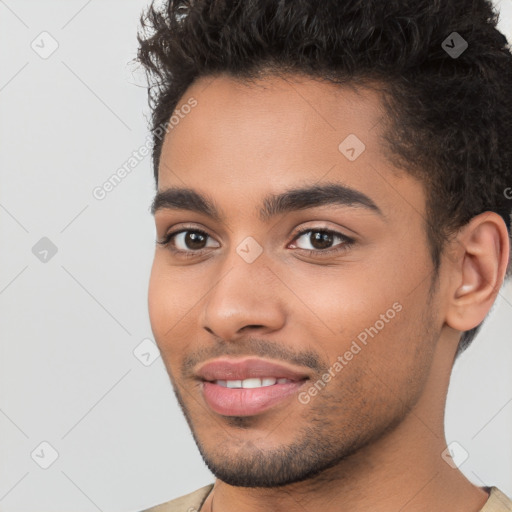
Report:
445,212,510,332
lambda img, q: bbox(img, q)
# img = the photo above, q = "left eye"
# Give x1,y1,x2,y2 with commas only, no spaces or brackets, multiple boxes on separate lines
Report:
290,228,354,252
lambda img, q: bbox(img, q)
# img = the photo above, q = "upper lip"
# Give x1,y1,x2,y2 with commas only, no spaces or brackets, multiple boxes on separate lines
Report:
195,357,310,382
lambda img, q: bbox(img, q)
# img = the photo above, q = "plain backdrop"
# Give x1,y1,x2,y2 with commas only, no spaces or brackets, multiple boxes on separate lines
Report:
0,1,511,511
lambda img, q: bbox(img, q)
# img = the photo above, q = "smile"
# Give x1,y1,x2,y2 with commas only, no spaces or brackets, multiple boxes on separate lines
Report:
195,357,311,416
213,377,294,388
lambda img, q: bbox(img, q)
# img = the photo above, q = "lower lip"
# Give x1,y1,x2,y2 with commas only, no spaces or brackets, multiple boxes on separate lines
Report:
202,381,306,416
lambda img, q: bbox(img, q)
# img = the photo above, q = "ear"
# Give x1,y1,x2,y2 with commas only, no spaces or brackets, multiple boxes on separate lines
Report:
445,212,510,332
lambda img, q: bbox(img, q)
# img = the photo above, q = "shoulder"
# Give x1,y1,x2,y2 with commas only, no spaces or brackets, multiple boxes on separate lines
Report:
481,487,512,512
141,484,215,512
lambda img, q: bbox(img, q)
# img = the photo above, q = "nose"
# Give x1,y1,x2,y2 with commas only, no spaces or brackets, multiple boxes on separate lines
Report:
200,252,287,342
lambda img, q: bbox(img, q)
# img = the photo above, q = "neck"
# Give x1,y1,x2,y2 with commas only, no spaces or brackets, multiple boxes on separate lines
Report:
204,331,489,512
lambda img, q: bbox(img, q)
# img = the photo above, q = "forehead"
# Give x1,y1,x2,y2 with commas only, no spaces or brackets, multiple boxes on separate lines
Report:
156,73,424,222
161,74,387,170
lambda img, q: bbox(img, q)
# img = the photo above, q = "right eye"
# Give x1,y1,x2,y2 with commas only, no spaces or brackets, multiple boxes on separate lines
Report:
157,228,220,257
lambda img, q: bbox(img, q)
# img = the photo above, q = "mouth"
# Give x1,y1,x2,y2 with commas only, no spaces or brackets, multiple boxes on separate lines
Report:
195,357,310,417
213,377,296,388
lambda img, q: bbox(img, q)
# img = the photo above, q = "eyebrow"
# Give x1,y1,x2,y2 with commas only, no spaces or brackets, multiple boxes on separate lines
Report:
151,182,384,222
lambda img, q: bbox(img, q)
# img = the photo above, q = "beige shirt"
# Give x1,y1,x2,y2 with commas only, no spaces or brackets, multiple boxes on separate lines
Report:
142,484,512,512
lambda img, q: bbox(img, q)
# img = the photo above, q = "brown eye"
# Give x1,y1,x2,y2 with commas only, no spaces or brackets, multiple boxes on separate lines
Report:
291,228,355,256
180,231,208,250
157,229,220,253
305,231,334,250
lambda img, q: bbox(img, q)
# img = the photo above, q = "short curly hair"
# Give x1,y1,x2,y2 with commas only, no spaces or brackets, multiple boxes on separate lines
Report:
135,0,512,358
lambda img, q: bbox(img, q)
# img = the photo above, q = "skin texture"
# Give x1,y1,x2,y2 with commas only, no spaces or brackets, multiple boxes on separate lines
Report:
148,74,509,512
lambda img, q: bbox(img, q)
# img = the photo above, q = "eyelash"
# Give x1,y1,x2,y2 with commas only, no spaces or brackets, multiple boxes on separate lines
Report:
156,225,355,259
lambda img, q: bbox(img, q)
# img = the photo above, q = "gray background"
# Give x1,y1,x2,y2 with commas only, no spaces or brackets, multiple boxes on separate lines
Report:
0,1,511,511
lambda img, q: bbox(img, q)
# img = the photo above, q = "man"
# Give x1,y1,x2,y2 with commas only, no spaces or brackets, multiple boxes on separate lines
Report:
135,0,512,510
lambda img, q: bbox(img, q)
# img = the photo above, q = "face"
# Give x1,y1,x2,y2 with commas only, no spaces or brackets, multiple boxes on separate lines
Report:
148,74,444,487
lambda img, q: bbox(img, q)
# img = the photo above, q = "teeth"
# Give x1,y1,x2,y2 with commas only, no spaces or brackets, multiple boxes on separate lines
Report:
242,378,265,388
214,377,291,388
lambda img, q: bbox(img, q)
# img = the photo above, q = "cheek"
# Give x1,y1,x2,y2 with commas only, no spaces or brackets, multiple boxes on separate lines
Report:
282,261,401,334
148,258,188,345
147,258,168,337
148,257,205,366
283,249,432,368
